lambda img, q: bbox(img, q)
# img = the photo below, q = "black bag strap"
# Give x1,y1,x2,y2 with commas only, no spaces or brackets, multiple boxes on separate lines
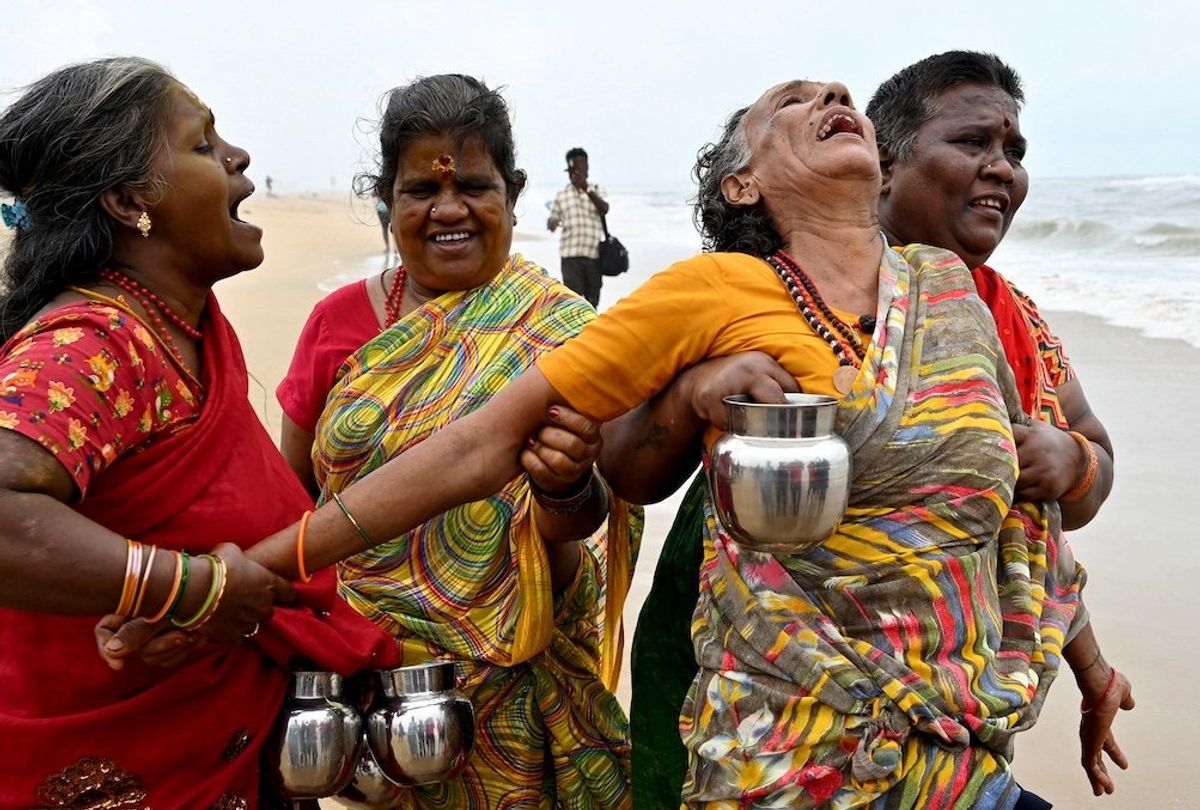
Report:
600,214,611,239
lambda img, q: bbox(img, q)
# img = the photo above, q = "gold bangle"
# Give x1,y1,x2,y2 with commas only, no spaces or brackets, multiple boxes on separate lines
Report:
1062,430,1099,503
332,491,375,549
115,540,142,617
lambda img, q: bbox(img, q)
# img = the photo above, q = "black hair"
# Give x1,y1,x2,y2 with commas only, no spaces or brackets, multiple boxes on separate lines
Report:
565,147,587,165
357,74,526,207
866,50,1024,161
692,106,781,256
0,57,179,340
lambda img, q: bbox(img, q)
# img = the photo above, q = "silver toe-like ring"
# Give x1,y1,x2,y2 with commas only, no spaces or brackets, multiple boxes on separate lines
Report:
244,623,260,639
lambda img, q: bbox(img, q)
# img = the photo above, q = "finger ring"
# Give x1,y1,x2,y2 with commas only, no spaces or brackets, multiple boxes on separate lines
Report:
244,623,260,639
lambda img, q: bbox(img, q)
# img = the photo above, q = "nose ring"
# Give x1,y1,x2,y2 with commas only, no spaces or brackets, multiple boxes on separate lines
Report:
431,205,438,215
224,157,232,164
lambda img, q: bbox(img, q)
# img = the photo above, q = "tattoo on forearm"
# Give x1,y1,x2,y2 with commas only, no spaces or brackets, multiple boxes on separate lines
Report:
634,423,669,450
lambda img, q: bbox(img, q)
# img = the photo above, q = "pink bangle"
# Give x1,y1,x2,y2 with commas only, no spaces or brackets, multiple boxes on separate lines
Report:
1080,666,1119,713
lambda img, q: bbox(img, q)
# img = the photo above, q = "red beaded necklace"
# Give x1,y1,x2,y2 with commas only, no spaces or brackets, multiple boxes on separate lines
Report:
383,265,408,326
99,268,201,370
765,251,871,394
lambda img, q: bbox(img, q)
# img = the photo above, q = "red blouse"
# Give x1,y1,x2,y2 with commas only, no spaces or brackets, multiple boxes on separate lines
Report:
0,297,202,496
276,278,382,432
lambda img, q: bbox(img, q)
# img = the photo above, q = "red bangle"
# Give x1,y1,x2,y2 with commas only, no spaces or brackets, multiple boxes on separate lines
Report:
1061,430,1098,503
1080,666,1119,713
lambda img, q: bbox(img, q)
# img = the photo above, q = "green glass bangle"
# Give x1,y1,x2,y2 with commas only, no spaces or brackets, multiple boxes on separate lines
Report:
332,491,375,549
171,554,221,629
165,551,190,619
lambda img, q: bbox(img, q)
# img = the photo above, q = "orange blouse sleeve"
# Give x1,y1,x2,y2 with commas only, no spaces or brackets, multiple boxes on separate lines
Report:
536,254,733,422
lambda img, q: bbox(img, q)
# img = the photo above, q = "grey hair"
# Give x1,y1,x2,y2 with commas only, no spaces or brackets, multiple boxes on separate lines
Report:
866,50,1024,162
692,106,781,256
0,56,179,340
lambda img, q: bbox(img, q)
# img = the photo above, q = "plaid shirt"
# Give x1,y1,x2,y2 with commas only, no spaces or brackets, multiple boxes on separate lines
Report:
550,184,606,259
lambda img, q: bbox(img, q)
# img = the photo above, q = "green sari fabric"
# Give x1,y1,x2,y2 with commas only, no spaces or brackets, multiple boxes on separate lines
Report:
630,473,706,808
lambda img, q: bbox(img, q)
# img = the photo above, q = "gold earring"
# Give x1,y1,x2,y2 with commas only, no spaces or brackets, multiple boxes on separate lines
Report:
136,211,152,238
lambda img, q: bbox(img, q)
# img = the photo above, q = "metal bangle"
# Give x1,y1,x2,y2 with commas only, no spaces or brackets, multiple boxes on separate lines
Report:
332,491,375,548
531,471,595,515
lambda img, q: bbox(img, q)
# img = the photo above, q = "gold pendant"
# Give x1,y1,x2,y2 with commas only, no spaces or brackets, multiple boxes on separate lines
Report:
833,364,858,394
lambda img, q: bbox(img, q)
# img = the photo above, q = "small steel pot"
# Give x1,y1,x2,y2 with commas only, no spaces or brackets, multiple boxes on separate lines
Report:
366,662,475,787
263,670,363,798
707,393,851,553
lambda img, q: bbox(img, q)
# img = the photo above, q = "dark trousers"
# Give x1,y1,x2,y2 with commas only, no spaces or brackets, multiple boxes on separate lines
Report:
561,256,602,308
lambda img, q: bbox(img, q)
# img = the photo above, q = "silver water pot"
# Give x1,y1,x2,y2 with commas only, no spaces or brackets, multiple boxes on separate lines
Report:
707,393,851,554
366,662,476,787
333,743,406,809
263,670,363,798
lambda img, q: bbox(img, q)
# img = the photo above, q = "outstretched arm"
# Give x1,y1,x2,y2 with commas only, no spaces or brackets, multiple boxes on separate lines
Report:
601,352,800,504
247,367,566,576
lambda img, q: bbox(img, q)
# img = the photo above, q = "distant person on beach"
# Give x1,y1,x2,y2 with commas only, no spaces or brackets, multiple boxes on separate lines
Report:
0,57,397,807
547,147,608,307
622,51,1132,806
265,174,273,196
234,76,1087,808
275,74,642,807
375,196,390,255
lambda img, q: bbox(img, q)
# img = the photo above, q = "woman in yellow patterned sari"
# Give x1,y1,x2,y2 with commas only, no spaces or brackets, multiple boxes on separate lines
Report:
286,75,641,808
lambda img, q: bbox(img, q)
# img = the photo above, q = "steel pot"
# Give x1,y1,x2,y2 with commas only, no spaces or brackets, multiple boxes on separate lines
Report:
707,393,850,553
263,670,363,798
366,662,475,787
333,742,406,808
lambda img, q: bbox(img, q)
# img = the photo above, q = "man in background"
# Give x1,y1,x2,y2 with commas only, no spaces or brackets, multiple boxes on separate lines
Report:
548,147,609,307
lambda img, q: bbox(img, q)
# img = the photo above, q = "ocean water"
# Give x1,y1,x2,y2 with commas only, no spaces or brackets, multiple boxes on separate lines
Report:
344,175,1200,348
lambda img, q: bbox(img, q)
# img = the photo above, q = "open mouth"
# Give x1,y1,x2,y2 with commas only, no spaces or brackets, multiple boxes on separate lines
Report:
229,184,255,223
816,109,863,141
970,193,1009,216
430,231,473,245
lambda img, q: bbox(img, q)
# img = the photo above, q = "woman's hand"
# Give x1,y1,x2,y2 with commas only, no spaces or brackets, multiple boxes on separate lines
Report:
1012,421,1083,500
196,543,293,644
522,406,602,494
1079,666,1135,795
680,351,799,430
95,616,202,670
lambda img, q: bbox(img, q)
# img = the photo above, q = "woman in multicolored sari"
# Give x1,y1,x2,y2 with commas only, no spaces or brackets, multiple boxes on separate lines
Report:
246,76,1091,807
277,74,643,808
623,51,1132,805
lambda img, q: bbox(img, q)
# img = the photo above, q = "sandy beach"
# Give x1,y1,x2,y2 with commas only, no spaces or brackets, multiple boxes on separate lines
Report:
7,192,1185,807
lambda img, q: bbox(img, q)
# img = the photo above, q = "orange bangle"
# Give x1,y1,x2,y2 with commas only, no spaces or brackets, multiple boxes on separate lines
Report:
131,545,158,617
296,510,314,583
146,550,184,623
115,540,142,616
1061,430,1098,503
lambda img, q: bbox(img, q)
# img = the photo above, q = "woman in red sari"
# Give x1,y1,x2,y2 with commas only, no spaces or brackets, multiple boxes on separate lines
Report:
0,58,399,808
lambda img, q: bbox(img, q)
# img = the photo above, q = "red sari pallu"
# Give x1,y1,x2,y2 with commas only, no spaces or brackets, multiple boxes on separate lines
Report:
0,295,399,809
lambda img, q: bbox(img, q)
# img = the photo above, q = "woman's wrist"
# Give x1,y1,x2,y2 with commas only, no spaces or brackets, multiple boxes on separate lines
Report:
1074,651,1114,697
531,469,596,514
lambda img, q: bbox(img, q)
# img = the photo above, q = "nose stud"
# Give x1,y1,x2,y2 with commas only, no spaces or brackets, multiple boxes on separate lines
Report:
431,205,438,216
224,157,232,164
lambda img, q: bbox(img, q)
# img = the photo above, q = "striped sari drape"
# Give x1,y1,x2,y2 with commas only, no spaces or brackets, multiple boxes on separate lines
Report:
681,244,1085,809
313,256,642,808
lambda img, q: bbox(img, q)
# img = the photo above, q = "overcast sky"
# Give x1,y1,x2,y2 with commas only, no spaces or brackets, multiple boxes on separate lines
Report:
2,1,1195,194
